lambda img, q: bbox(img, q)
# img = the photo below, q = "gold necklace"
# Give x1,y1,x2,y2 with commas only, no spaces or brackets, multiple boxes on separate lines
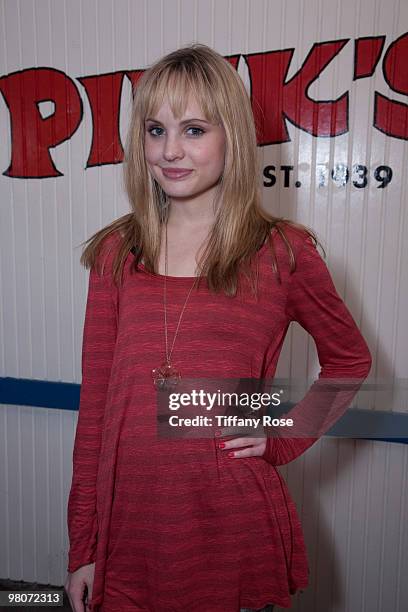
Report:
151,221,197,390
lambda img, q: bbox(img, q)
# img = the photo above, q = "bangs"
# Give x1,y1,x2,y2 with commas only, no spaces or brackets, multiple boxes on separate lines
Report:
144,64,221,125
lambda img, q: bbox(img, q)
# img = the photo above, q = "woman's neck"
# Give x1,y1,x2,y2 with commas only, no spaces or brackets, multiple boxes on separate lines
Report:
166,193,218,230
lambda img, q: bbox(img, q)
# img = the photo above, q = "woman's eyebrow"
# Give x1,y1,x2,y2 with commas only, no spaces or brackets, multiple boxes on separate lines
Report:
145,117,211,125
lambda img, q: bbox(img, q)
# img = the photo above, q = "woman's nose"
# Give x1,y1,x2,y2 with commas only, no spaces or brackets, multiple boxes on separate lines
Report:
163,134,184,160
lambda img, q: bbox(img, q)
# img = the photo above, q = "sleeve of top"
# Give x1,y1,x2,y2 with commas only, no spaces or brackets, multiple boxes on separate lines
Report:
262,235,372,466
67,261,118,573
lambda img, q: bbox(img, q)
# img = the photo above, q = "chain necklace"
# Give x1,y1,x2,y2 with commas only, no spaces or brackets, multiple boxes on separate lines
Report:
151,221,198,390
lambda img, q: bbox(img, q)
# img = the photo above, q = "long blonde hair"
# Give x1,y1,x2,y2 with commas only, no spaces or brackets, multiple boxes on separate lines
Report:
80,43,322,296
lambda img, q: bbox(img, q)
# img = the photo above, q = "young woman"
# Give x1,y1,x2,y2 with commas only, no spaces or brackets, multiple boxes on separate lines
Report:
65,44,372,612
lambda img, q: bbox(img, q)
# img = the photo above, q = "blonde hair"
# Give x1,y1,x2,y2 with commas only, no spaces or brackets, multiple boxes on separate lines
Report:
80,43,322,296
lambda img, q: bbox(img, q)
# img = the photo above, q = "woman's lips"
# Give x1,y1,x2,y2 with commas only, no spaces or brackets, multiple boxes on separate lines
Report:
161,168,193,180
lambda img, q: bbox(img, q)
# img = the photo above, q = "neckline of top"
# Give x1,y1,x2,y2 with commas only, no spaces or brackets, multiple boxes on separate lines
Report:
128,229,276,283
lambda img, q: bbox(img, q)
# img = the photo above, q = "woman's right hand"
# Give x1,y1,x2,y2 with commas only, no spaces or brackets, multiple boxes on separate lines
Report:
64,562,95,612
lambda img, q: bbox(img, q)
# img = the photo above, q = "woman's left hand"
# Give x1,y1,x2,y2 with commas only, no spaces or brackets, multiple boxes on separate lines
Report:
216,431,267,458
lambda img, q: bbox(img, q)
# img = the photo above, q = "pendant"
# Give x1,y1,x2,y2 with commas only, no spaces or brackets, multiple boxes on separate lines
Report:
152,361,181,390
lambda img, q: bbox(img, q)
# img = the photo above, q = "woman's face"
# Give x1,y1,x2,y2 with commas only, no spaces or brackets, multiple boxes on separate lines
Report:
144,94,226,204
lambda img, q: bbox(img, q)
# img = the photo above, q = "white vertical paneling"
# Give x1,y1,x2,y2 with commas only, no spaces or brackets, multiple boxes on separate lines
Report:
50,0,73,383
280,439,408,612
47,410,63,584
68,0,91,385
0,408,10,578
20,406,36,581
29,1,48,381
5,405,23,577
0,1,408,609
378,443,401,611
396,445,408,611
163,0,180,53
364,441,388,610
33,407,50,583
393,0,408,398
0,405,77,584
93,0,120,269
370,0,402,415
146,0,164,59
213,0,230,53
346,439,371,611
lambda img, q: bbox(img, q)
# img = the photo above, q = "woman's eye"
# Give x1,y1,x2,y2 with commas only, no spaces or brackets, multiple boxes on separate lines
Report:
146,126,205,137
186,127,205,136
147,126,164,137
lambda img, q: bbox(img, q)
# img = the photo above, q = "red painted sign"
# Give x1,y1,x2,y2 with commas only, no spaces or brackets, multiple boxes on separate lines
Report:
0,33,406,178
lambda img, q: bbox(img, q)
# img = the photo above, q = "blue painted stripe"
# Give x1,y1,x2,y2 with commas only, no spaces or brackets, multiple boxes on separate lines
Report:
0,376,80,410
0,376,407,444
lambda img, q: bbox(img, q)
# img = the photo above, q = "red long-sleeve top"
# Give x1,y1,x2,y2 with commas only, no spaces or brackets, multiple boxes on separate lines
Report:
67,225,371,611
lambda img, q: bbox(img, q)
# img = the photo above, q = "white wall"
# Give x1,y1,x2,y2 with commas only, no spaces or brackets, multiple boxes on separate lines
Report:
0,0,407,609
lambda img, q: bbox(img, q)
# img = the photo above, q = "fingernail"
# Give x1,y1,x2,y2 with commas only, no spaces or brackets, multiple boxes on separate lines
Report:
218,442,225,449
227,451,235,458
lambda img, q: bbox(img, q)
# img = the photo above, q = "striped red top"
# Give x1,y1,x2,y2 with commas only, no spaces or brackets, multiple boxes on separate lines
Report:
67,225,371,611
